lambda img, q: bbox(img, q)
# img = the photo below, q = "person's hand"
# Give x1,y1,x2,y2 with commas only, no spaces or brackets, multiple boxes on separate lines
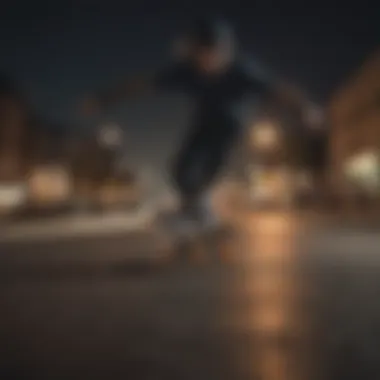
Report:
79,96,101,117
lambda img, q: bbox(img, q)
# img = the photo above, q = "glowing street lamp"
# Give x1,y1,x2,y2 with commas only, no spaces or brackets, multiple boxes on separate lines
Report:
97,123,123,148
250,120,280,150
344,150,380,191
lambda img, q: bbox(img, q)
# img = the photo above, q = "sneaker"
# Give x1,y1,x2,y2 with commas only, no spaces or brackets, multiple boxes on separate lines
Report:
193,196,220,230
156,209,197,238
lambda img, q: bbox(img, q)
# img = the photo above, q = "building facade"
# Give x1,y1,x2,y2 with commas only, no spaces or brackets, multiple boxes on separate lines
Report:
70,127,140,210
244,96,327,208
328,50,380,202
0,75,31,182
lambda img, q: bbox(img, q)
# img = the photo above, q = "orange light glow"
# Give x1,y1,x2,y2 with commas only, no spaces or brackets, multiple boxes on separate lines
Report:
251,120,280,150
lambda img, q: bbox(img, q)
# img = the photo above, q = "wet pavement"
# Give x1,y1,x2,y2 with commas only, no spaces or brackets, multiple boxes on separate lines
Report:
0,212,379,379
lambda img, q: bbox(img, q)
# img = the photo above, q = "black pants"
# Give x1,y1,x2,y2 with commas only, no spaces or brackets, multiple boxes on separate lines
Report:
172,125,237,204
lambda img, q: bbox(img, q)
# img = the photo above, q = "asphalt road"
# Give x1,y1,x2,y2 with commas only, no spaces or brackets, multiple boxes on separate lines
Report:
1,212,380,380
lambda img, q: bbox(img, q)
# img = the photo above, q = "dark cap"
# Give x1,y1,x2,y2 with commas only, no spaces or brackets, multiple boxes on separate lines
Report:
187,18,235,49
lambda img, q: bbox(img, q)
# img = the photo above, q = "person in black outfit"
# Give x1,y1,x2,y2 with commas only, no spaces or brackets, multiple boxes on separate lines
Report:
82,18,320,226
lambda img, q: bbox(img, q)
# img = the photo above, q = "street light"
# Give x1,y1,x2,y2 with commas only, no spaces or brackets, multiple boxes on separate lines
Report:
97,123,123,148
344,150,380,192
250,120,280,150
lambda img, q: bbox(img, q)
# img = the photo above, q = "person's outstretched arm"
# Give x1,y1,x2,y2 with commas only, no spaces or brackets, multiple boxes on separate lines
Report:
80,74,154,115
80,62,189,116
244,62,323,128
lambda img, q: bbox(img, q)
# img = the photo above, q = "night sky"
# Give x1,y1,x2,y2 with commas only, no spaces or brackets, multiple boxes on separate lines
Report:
0,0,378,169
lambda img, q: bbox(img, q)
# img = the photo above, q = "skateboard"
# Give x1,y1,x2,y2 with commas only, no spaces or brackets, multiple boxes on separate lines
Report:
155,218,235,264
175,225,222,261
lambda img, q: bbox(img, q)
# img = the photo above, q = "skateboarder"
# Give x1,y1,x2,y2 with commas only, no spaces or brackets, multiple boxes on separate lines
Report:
81,17,320,230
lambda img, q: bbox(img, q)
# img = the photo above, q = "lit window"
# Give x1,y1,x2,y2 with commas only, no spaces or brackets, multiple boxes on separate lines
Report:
344,150,380,192
0,183,27,209
28,165,72,203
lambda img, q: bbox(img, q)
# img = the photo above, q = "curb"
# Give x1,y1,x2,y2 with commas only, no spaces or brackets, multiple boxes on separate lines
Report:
0,209,155,244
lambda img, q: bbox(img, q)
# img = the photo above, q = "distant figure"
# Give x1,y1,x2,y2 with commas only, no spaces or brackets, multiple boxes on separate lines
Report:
81,18,320,230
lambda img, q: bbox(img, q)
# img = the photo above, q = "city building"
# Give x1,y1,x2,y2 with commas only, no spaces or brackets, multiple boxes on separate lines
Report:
71,126,140,211
26,123,73,208
245,99,323,207
0,75,140,215
0,75,37,213
0,74,76,213
0,75,31,182
328,50,380,203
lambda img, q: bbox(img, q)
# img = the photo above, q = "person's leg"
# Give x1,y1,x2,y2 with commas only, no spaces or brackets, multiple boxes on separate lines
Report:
171,129,206,212
190,142,229,225
172,127,238,222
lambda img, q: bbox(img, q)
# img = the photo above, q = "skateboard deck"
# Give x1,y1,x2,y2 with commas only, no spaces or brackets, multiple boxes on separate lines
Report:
154,220,235,264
